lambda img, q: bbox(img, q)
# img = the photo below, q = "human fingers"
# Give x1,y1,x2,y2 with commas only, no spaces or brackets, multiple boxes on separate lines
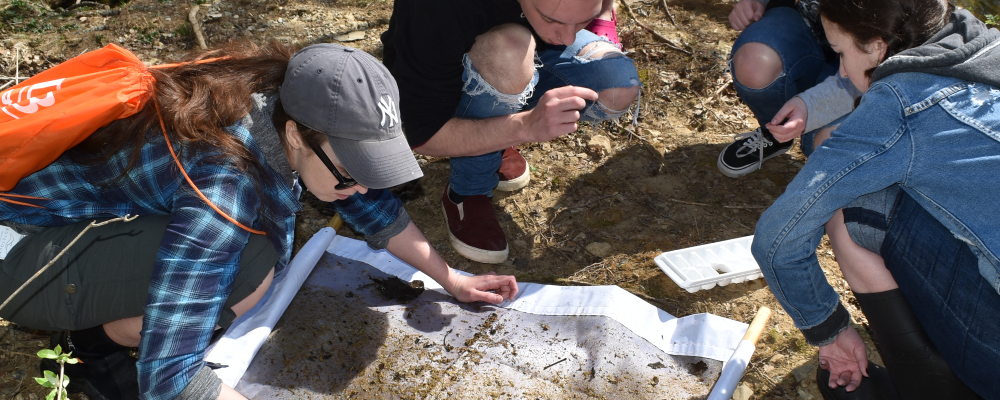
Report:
730,7,749,31
469,289,504,304
750,0,764,22
845,368,863,392
547,85,599,102
770,102,796,126
854,344,870,378
482,274,519,300
768,121,802,142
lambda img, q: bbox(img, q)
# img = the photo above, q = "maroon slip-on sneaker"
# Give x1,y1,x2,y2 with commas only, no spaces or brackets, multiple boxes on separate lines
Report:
441,184,509,263
496,146,530,192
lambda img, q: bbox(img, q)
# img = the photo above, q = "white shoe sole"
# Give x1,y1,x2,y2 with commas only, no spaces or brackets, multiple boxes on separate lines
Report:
717,147,790,178
495,163,530,192
441,203,509,264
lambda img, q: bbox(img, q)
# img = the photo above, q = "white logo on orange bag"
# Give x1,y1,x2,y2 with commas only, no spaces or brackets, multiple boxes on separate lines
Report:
1,79,65,119
378,95,399,128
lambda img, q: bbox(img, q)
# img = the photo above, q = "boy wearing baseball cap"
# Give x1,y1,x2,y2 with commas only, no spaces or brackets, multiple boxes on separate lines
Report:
0,42,517,400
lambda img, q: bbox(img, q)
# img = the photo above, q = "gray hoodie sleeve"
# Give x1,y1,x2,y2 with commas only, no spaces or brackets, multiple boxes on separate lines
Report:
798,74,862,134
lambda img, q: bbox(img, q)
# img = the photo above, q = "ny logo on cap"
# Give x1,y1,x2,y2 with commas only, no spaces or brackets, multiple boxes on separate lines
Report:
378,95,399,128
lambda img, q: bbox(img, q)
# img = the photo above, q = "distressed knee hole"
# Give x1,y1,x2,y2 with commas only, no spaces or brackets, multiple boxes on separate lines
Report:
577,41,626,61
732,42,783,90
597,86,640,112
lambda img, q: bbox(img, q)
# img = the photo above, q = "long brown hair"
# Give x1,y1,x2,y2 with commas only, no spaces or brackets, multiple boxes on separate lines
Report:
820,0,954,78
72,41,297,184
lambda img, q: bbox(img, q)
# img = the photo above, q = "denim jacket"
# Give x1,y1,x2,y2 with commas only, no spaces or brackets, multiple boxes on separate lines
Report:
751,72,1000,345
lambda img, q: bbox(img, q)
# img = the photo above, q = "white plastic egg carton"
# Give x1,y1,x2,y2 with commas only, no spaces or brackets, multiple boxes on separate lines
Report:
653,235,761,293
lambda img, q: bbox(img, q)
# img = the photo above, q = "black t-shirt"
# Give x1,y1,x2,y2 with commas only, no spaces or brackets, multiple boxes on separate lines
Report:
381,0,532,147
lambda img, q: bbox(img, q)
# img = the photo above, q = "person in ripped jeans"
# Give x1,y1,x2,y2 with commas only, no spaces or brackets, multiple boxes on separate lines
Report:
381,0,641,264
718,0,861,178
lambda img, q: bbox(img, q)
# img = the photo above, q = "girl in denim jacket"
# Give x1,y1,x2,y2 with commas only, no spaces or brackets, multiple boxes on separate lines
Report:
751,1,1000,399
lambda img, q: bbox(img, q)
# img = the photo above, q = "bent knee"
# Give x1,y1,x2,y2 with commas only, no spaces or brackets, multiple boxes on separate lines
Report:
732,42,783,90
813,124,838,151
577,41,626,60
468,23,536,94
597,85,640,112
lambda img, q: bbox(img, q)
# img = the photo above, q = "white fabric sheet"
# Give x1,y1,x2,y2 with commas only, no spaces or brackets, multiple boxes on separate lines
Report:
206,230,749,390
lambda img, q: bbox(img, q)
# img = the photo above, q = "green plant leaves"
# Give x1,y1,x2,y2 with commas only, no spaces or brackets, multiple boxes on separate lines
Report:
37,349,58,359
34,377,54,388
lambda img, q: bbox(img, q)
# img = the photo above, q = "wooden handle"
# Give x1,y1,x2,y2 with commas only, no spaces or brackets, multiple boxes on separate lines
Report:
327,214,344,231
742,306,772,345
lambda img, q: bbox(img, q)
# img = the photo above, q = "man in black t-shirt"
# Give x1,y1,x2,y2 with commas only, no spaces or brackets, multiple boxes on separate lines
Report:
381,0,640,264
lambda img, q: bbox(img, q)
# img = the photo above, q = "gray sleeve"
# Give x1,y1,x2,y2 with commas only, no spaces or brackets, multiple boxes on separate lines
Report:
175,366,223,400
799,74,863,133
364,207,412,250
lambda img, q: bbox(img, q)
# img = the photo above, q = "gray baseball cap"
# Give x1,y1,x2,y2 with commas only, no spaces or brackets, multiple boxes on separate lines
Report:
279,43,422,189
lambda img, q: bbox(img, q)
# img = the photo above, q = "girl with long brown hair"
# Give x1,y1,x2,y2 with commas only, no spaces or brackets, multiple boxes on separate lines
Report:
0,42,518,400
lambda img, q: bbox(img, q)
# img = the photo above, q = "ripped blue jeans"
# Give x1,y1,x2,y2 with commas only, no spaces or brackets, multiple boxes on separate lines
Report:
449,29,641,197
730,7,838,132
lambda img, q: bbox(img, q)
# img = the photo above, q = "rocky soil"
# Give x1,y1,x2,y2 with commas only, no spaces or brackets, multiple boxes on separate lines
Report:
8,0,990,398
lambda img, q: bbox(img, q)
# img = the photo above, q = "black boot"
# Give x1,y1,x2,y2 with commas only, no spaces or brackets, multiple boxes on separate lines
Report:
855,289,982,400
40,328,140,400
817,360,899,400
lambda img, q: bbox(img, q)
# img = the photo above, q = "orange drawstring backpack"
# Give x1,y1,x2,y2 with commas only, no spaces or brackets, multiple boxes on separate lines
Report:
0,44,264,235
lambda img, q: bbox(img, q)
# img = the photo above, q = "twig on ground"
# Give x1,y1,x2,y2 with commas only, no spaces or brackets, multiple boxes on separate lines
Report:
189,5,208,50
67,1,108,11
0,215,137,314
669,198,765,210
660,0,678,28
721,212,753,231
669,198,710,207
723,204,765,210
714,78,733,96
544,358,568,370
510,200,540,232
550,193,618,223
620,0,690,55
692,89,734,128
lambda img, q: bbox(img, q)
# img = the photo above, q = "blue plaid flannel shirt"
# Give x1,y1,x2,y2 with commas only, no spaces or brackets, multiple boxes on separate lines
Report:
0,123,405,399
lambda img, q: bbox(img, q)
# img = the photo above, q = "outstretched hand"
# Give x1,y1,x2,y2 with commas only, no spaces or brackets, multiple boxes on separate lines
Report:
729,0,764,31
765,96,808,143
818,326,870,392
447,272,519,304
522,86,598,143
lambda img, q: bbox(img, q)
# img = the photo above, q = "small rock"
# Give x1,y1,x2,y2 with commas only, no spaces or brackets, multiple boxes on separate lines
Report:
732,383,753,400
798,388,816,400
334,31,366,42
585,242,612,258
763,364,774,373
770,353,785,363
79,16,87,21
791,363,815,383
587,135,613,154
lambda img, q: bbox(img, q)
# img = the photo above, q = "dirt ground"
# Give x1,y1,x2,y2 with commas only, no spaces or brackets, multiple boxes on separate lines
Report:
0,0,917,398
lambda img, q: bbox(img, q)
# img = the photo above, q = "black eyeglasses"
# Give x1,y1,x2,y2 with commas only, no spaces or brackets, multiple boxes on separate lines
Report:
306,141,359,190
